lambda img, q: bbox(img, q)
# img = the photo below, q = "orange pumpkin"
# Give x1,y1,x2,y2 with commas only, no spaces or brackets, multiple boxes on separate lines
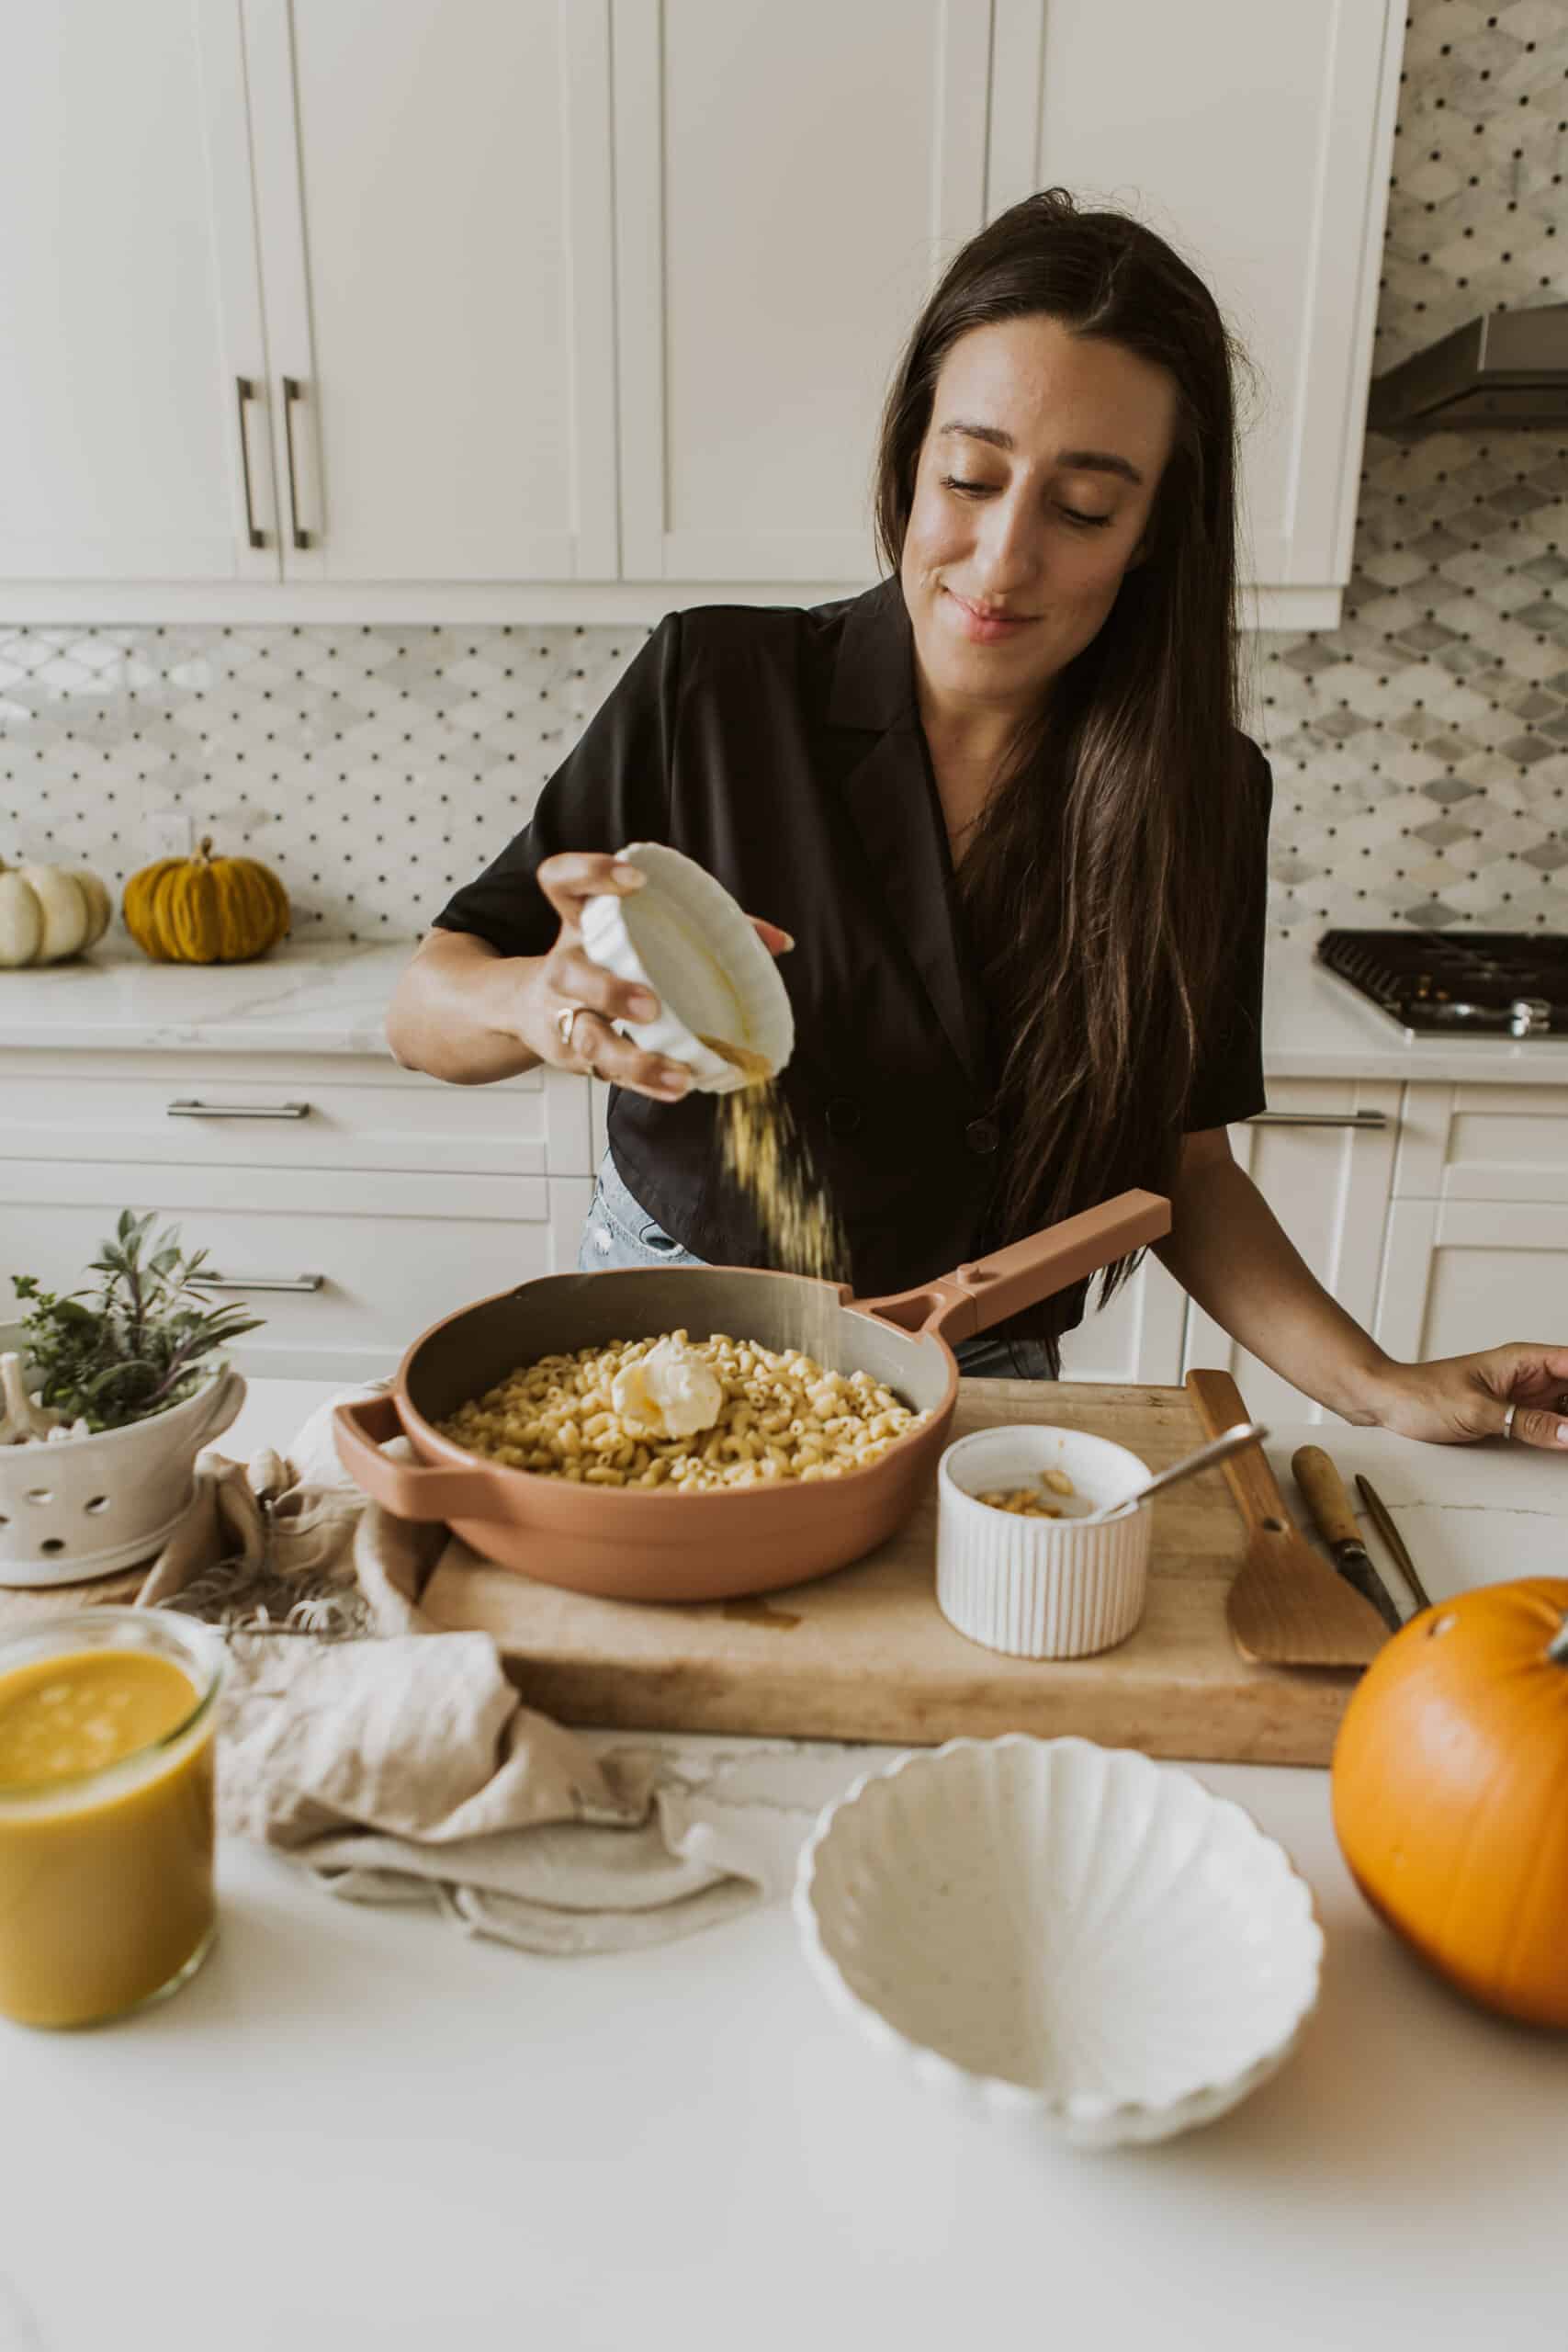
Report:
1331,1577,1568,2029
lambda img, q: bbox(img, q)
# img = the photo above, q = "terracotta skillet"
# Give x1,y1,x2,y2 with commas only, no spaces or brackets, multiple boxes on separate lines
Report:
333,1189,1169,1603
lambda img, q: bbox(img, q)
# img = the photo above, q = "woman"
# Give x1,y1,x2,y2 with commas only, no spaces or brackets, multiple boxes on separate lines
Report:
389,190,1568,1453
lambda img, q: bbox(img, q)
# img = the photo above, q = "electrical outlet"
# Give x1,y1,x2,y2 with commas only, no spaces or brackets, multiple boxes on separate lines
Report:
146,808,193,861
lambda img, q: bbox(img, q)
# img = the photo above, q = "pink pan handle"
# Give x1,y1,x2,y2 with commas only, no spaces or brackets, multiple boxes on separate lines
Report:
333,1392,507,1521
850,1189,1170,1347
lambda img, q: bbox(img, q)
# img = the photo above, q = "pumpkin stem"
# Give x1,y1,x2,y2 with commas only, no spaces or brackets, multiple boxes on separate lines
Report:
195,835,214,865
1550,1615,1568,1666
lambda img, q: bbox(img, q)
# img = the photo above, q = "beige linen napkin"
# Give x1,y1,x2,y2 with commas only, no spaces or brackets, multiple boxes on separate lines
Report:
135,1390,837,1954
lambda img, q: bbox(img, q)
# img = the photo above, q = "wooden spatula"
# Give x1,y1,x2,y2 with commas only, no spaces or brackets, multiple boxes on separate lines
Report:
1185,1368,1388,1668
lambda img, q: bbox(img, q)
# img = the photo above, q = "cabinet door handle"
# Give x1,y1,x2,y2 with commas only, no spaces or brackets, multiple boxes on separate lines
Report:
166,1100,311,1120
1247,1110,1391,1131
235,377,265,549
281,375,311,549
200,1273,325,1294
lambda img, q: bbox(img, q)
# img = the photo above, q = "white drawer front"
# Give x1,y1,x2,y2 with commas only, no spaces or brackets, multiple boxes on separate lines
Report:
0,1160,546,1222
1394,1081,1568,1205
2,1171,592,1383
1378,1199,1568,1364
0,1051,592,1179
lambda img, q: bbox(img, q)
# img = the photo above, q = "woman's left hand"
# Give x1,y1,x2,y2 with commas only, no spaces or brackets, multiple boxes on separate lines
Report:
1369,1343,1568,1450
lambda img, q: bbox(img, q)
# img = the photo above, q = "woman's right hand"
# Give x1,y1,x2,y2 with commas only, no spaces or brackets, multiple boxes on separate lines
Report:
515,853,696,1103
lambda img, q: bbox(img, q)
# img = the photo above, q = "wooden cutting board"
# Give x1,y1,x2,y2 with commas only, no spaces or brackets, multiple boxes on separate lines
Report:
421,1377,1357,1766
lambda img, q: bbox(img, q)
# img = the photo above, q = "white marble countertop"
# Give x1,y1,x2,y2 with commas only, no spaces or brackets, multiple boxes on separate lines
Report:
0,939,407,1057
3,1379,1566,2352
3,934,1568,1082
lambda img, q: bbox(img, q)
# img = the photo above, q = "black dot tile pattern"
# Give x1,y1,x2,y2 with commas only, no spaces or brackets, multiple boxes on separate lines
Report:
1258,0,1566,935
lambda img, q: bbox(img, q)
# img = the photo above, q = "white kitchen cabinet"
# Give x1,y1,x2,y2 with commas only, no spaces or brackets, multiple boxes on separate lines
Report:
1392,1081,1568,1208
1181,1082,1404,1424
987,0,1404,630
1377,1202,1568,1368
1056,1257,1189,1387
611,0,990,583
243,0,618,582
1376,1080,1568,1364
0,1049,593,1382
0,0,276,582
0,0,1404,623
0,1051,590,1180
0,1172,581,1385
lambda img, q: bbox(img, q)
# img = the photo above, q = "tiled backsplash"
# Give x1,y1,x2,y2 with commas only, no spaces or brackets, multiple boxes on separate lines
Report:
1,0,1562,945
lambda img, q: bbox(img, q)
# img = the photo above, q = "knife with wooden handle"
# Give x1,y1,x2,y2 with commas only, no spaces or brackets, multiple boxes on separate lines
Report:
1291,1446,1404,1634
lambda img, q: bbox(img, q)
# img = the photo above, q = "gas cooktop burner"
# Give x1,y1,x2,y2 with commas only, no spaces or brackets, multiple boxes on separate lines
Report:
1316,930,1568,1040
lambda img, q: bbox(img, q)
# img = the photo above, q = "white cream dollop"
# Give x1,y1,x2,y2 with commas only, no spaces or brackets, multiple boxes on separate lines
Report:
611,1337,724,1440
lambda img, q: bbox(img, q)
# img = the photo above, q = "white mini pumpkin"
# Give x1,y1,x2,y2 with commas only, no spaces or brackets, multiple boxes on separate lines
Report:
0,858,113,967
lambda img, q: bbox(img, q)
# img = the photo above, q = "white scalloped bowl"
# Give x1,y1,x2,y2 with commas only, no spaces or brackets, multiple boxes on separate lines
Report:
795,1736,1324,2150
578,841,795,1093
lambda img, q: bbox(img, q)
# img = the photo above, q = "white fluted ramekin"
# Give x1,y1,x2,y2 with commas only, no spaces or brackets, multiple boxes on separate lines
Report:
936,1424,1151,1658
794,1735,1325,2150
578,840,795,1094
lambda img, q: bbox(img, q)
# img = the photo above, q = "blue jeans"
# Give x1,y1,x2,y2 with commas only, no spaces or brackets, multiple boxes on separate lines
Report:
577,1155,1055,1379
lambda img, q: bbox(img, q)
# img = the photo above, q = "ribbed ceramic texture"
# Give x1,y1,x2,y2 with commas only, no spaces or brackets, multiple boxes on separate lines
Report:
578,840,795,1092
936,1425,1152,1659
0,1331,243,1588
795,1735,1324,2151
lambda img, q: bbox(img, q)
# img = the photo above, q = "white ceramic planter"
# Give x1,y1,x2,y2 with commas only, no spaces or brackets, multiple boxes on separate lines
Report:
937,1423,1152,1658
795,1735,1325,2150
0,1326,244,1588
578,840,795,1093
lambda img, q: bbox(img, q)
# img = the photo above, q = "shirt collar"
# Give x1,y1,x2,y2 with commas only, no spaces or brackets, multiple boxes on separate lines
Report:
827,575,918,731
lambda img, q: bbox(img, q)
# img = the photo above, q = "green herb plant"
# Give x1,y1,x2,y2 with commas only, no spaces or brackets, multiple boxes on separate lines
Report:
11,1210,263,1432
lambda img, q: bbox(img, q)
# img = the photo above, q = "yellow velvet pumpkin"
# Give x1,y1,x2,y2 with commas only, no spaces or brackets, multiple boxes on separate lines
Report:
123,835,290,965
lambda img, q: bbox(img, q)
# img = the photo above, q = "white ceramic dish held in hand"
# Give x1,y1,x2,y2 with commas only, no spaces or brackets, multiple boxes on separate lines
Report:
795,1735,1324,2151
937,1423,1153,1658
578,841,795,1094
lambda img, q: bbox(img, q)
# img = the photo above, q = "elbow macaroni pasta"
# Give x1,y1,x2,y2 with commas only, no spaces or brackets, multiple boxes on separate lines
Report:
975,1469,1077,1517
435,1329,928,1491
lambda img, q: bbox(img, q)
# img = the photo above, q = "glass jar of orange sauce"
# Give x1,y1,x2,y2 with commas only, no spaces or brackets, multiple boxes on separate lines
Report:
0,1610,226,2029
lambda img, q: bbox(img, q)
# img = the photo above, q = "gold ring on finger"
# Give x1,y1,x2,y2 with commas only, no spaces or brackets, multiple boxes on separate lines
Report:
1502,1400,1518,1442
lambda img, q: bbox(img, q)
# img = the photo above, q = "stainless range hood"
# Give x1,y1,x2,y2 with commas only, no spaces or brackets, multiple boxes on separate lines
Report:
1367,303,1568,434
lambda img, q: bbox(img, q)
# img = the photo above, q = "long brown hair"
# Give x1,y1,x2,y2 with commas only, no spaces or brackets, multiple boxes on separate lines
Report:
874,188,1258,1363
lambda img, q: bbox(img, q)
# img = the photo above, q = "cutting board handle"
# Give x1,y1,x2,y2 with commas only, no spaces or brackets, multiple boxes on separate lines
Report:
333,1393,507,1522
1186,1368,1295,1534
852,1189,1170,1345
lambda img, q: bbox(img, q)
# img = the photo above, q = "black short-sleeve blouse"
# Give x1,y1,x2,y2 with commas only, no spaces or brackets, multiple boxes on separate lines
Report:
433,578,1271,1323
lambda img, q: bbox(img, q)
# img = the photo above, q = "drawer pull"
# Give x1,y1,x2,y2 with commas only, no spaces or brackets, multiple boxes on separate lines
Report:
199,1273,325,1295
166,1100,312,1120
235,376,265,549
282,375,311,549
1247,1111,1391,1132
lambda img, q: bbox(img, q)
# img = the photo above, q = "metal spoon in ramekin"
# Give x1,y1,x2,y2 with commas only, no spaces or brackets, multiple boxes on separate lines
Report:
1084,1421,1269,1521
